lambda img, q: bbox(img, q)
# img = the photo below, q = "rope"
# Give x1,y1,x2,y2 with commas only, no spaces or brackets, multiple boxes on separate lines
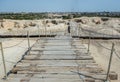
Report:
76,21,120,61
1,31,35,50
5,60,17,64
0,29,27,50
114,50,120,60
0,60,16,67
95,41,111,50
77,22,120,37
79,22,120,61
0,39,25,49
0,31,30,68
17,45,28,48
95,41,120,60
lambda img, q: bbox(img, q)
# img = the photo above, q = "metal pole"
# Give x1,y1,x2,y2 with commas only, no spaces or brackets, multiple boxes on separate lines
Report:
106,43,115,81
78,27,80,37
78,24,81,37
0,42,7,79
81,38,83,44
70,21,72,36
87,32,91,53
27,31,30,55
45,26,47,37
44,20,47,38
46,27,47,38
37,25,40,39
50,30,51,37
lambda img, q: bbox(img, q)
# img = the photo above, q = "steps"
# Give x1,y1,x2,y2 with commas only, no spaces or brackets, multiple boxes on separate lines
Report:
7,35,117,82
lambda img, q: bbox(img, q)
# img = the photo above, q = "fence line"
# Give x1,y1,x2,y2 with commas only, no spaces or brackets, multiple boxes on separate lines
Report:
106,43,115,81
0,39,25,50
0,42,7,79
94,41,120,61
76,22,120,61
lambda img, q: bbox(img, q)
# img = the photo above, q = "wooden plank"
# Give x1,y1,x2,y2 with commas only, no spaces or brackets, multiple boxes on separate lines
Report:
9,74,106,81
9,74,80,79
24,55,93,60
31,48,86,51
29,52,89,55
15,71,106,81
12,66,103,74
8,78,85,82
34,44,85,46
20,60,96,66
29,78,85,82
27,53,90,57
43,51,76,54
21,60,95,63
16,62,98,67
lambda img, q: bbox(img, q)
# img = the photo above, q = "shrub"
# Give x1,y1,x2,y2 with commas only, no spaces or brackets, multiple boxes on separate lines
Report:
8,28,12,31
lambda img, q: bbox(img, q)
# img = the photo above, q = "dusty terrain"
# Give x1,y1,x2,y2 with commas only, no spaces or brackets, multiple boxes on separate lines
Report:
0,19,67,35
0,17,120,82
0,17,120,36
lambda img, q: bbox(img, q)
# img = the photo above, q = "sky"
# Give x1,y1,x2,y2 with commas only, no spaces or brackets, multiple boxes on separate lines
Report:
0,0,120,12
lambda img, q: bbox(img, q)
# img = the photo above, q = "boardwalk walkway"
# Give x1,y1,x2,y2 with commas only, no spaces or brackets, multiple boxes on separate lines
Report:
6,35,117,82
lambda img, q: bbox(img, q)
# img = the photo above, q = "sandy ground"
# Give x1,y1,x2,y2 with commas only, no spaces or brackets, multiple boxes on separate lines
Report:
84,40,120,82
0,23,67,36
1,17,120,36
0,38,36,79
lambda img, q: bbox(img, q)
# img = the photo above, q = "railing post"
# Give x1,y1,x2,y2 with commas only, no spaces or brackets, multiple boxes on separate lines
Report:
87,32,91,53
45,26,46,37
105,43,115,81
81,38,83,44
78,24,81,37
44,20,47,38
27,31,30,55
37,25,40,39
50,30,52,38
78,27,80,37
0,42,7,79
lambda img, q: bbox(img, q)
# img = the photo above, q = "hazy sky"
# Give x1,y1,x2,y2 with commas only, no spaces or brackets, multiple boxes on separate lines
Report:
0,0,120,12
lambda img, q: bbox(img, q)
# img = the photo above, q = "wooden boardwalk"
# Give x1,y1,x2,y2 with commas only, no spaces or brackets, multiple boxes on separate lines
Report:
7,35,117,82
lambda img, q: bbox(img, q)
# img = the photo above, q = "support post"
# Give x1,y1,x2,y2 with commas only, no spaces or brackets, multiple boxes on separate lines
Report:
37,25,40,39
78,24,81,37
87,32,91,53
27,31,30,55
81,38,83,44
105,43,115,81
44,20,47,38
78,27,80,37
45,26,47,37
50,30,51,37
0,42,7,79
71,24,73,36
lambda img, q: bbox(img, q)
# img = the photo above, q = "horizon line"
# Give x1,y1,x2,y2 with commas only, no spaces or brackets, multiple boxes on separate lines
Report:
0,11,120,13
